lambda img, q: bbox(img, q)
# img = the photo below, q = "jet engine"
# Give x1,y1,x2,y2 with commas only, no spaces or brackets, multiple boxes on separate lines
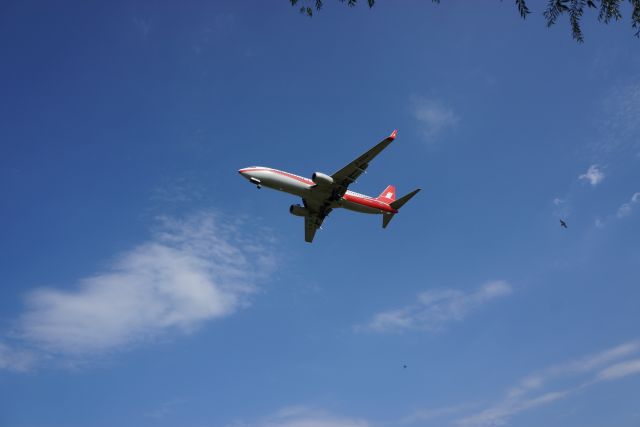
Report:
289,204,308,217
312,172,333,185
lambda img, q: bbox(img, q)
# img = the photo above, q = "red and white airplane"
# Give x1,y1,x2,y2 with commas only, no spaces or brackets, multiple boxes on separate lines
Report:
238,130,420,243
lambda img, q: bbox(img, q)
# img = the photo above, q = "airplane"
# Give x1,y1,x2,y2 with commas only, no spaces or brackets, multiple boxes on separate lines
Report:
238,130,421,243
559,219,568,228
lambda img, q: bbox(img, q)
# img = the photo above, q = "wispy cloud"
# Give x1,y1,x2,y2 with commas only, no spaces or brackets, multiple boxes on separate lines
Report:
578,164,605,186
617,192,640,218
593,192,640,227
552,196,572,221
456,340,640,427
2,212,275,369
150,175,206,204
132,18,152,38
401,403,475,424
359,281,511,333
597,80,640,154
0,342,38,372
458,391,570,427
558,341,640,373
410,96,459,142
228,406,370,427
596,358,640,381
145,397,189,420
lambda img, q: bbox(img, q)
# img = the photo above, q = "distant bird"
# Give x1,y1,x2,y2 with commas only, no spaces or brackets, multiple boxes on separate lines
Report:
559,219,568,229
402,364,407,369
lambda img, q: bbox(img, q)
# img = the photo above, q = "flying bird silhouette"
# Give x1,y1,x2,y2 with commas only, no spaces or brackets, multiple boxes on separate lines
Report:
559,219,568,228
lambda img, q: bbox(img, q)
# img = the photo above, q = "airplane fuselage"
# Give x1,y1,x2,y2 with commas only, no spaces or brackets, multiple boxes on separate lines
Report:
238,129,420,243
238,167,397,214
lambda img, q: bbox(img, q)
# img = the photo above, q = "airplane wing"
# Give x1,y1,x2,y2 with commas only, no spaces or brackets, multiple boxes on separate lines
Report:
330,130,397,198
302,130,397,242
304,213,323,243
302,199,332,243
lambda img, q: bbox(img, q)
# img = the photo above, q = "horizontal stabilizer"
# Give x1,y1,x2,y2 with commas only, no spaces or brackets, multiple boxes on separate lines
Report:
382,213,395,228
390,188,421,210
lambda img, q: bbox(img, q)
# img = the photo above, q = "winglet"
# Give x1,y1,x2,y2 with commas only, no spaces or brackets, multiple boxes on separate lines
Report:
389,129,398,140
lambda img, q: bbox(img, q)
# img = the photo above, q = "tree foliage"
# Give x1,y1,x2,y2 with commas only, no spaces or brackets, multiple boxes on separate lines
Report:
290,0,640,42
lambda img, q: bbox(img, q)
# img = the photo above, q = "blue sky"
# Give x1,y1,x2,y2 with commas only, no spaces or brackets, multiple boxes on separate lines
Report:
1,1,640,426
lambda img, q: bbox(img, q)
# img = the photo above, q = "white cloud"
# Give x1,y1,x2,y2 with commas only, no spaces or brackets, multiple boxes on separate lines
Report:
229,406,370,427
411,96,459,141
151,175,205,203
458,390,569,427
617,192,640,218
593,192,640,226
401,404,473,424
598,81,640,153
597,358,640,381
456,340,640,427
559,341,640,373
9,212,274,361
133,18,152,38
145,397,189,419
552,197,572,220
0,342,38,372
361,281,511,333
578,164,605,186
617,203,633,218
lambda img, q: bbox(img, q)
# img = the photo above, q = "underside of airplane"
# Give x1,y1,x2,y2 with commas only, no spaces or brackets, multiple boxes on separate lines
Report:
239,130,420,242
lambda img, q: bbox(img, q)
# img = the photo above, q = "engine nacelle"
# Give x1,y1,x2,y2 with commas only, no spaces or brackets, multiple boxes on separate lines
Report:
289,204,308,217
312,172,334,185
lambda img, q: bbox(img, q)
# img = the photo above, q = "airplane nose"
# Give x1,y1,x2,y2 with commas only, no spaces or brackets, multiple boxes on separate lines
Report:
238,168,251,180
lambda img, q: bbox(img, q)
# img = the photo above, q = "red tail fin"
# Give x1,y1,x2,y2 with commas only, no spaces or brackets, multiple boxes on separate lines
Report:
377,185,396,203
